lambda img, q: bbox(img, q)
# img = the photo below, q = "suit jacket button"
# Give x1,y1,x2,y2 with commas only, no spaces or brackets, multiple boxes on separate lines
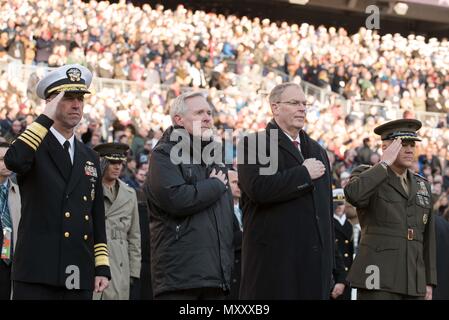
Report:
83,196,87,201
345,267,348,271
84,235,88,240
344,253,349,257
345,240,349,244
85,215,89,221
65,212,70,218
64,232,70,238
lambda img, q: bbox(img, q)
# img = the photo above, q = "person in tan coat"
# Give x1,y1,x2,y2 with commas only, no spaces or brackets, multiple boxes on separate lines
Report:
344,119,437,300
93,143,141,300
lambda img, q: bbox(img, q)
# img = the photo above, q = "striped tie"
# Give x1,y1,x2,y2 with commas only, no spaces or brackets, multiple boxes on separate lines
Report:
1,183,12,265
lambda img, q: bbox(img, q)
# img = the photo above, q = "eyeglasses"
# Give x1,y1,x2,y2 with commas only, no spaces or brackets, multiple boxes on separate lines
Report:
276,100,312,107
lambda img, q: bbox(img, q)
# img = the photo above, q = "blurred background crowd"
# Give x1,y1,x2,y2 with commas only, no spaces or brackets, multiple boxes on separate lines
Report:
1,0,449,221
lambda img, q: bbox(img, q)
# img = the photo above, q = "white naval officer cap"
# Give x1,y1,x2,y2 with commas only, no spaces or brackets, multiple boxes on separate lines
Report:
36,64,92,99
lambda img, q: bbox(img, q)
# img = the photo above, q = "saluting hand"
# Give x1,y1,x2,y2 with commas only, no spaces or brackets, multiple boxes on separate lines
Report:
303,158,326,180
43,91,64,121
381,138,402,166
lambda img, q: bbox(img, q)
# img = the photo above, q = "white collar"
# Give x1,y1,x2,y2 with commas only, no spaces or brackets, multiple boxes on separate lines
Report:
50,126,75,148
334,214,347,226
282,130,301,144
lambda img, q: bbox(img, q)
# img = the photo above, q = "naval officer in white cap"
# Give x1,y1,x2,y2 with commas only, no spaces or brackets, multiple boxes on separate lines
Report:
4,64,111,299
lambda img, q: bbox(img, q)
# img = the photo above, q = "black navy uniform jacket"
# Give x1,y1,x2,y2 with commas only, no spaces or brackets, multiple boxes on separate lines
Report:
4,114,111,290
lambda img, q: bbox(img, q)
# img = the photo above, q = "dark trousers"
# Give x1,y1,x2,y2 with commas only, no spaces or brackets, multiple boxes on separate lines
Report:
0,261,12,300
357,289,424,300
155,287,226,300
13,281,92,300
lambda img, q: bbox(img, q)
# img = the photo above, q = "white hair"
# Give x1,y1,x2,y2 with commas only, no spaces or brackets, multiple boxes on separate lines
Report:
169,91,206,124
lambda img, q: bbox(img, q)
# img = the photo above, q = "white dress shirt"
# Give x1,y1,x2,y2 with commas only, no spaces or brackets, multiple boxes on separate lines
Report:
282,130,302,152
50,127,75,164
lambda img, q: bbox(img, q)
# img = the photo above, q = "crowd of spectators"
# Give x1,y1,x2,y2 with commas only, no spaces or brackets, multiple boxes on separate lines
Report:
1,0,449,221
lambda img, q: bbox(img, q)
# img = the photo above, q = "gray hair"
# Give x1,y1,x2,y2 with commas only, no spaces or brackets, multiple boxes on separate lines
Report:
169,91,206,124
268,82,301,106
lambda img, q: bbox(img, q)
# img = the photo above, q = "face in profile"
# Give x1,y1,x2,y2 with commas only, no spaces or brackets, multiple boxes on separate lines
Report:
382,139,416,169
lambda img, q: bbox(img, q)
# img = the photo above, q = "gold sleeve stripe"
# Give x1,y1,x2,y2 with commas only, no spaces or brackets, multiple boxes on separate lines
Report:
28,122,48,139
17,135,37,150
95,256,110,267
21,131,40,147
25,128,43,143
94,243,108,249
94,249,109,256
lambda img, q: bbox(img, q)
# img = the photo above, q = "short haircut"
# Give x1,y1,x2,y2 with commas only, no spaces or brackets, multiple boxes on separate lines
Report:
169,91,206,123
268,82,300,106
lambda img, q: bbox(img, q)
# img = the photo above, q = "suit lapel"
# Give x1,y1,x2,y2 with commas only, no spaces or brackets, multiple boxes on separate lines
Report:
46,132,71,182
66,139,89,195
387,167,408,199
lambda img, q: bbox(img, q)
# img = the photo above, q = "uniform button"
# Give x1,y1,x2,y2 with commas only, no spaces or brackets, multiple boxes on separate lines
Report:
84,235,88,240
85,215,89,221
65,212,70,218
345,240,349,244
83,196,87,201
344,253,349,257
336,239,339,242
233,279,237,283
64,232,70,238
345,267,348,271
235,259,239,263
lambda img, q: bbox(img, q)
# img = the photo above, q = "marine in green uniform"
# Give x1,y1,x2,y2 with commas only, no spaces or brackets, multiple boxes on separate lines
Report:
344,119,437,300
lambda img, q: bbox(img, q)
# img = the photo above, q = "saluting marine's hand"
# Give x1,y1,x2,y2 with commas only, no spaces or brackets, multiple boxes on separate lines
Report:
43,91,64,121
381,138,402,166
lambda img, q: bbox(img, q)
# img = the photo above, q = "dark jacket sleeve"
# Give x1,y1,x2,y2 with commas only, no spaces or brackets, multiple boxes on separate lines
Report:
344,164,388,208
91,152,111,279
237,135,313,205
148,149,227,218
4,114,54,174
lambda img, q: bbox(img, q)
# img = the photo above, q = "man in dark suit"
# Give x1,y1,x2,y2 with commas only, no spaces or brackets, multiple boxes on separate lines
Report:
332,188,353,300
238,82,334,299
4,64,111,299
226,169,242,300
344,119,437,300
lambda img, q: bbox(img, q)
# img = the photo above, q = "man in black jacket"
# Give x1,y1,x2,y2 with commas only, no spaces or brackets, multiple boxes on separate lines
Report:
5,64,110,299
238,82,334,299
145,91,234,300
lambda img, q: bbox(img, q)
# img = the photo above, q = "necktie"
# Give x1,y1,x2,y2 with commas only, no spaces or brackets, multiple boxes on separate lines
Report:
292,140,304,160
0,184,12,265
63,140,72,166
401,176,409,195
